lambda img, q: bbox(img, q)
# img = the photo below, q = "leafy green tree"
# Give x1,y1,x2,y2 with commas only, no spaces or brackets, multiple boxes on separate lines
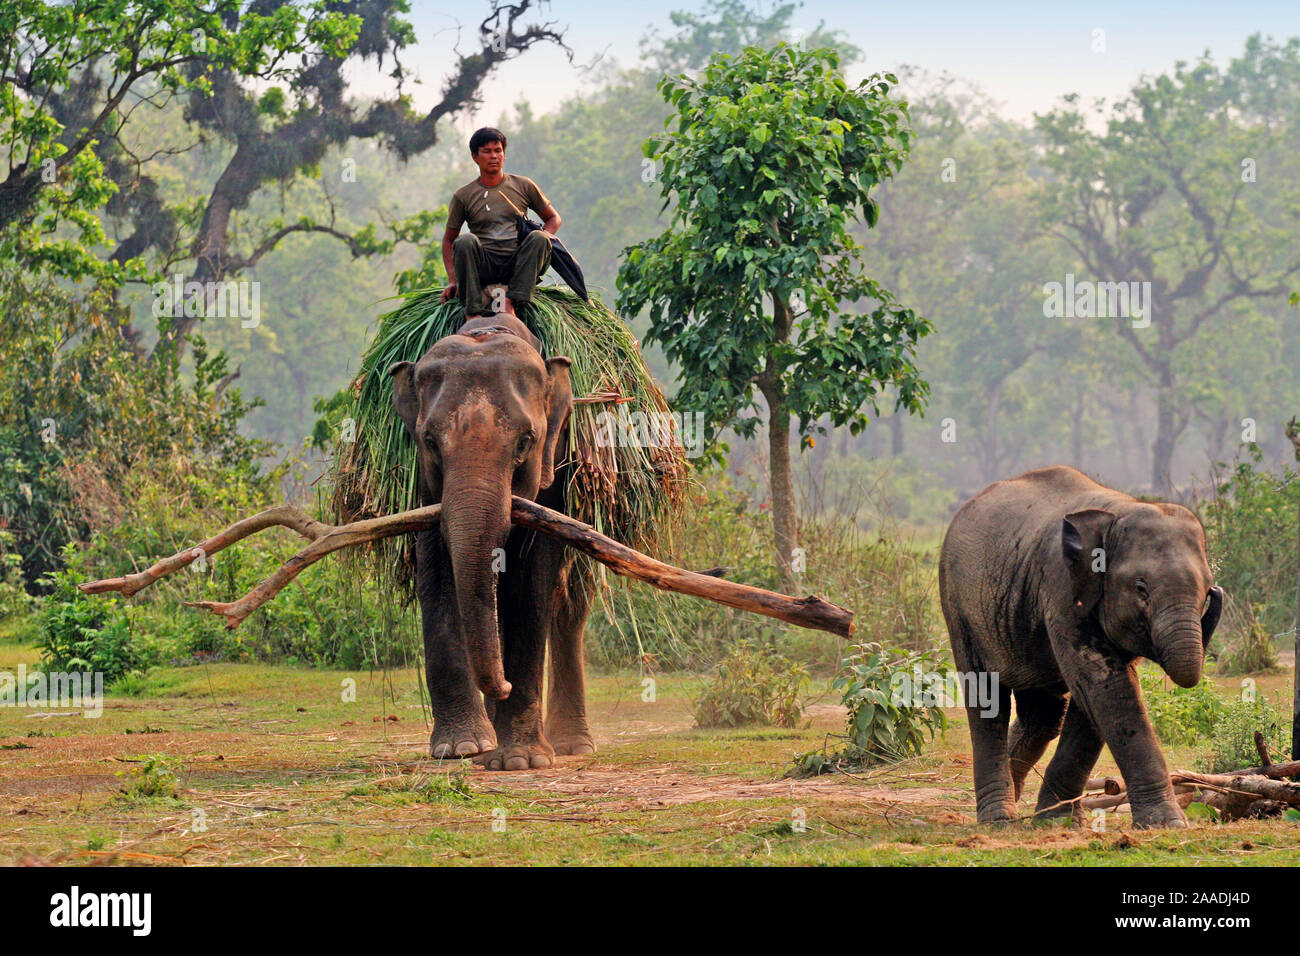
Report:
0,0,362,285
618,45,931,583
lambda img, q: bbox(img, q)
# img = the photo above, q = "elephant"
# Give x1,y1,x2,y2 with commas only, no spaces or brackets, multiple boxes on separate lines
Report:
938,465,1223,828
388,313,596,770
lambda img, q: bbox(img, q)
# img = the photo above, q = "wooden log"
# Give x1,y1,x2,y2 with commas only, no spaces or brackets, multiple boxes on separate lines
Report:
1227,759,1300,781
1085,776,1124,795
1171,770,1300,803
508,498,854,639
80,497,855,638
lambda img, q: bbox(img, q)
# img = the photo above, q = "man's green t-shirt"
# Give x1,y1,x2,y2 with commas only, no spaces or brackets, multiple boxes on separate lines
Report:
447,173,550,257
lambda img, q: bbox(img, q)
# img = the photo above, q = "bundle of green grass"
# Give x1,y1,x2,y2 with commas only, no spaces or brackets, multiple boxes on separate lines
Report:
329,286,687,594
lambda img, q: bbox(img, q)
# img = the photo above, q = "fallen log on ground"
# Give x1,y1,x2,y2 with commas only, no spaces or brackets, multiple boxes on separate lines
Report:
81,498,854,638
1077,765,1300,820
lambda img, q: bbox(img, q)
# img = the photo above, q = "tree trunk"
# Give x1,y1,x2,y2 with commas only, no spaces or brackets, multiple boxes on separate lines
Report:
1152,376,1177,497
1287,416,1300,761
889,411,904,457
759,293,798,589
767,397,797,588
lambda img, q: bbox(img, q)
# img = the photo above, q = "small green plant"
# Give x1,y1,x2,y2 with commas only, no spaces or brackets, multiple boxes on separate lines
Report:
792,642,949,775
347,763,475,804
693,641,809,729
34,546,155,683
1199,693,1292,773
117,754,182,801
1139,667,1226,746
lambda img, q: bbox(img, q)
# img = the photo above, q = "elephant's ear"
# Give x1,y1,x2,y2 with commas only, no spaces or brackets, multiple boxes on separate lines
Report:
1061,509,1116,614
388,361,418,440
540,356,573,490
1201,586,1224,649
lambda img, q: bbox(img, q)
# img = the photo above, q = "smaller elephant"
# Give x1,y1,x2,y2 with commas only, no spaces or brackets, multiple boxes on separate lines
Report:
939,466,1223,828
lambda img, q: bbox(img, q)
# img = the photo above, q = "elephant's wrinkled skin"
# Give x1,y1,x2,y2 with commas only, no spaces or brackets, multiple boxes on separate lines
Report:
388,314,595,770
939,466,1223,828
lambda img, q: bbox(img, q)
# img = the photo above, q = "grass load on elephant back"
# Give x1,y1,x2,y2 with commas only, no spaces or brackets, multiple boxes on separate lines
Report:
328,286,688,612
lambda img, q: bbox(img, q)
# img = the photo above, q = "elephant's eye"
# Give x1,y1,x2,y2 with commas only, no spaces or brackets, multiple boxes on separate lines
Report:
1134,578,1149,600
515,432,534,459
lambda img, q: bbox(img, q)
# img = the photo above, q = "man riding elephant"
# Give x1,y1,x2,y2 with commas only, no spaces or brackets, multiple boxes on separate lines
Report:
441,127,561,318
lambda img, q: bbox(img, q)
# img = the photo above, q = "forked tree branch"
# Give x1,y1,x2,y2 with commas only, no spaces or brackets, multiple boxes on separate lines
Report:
80,499,855,638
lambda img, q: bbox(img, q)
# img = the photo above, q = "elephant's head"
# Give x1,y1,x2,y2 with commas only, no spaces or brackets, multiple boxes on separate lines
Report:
388,317,572,700
1062,504,1222,687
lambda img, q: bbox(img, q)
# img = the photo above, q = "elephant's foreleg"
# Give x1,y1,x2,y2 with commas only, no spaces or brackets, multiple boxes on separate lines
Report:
417,529,495,758
545,557,595,755
1033,698,1103,824
1054,640,1185,828
1008,688,1068,801
966,681,1016,823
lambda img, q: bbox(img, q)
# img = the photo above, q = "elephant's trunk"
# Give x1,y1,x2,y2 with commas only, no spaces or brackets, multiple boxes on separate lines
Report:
442,473,512,700
1152,605,1206,688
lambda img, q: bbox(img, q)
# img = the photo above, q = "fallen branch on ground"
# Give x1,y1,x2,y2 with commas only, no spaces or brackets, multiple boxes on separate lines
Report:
80,498,854,638
1077,761,1300,820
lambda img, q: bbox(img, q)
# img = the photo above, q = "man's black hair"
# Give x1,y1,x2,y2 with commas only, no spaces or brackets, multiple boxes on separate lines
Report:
469,127,507,154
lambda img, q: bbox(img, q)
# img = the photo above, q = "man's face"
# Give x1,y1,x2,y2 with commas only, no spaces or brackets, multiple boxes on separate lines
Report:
473,140,505,177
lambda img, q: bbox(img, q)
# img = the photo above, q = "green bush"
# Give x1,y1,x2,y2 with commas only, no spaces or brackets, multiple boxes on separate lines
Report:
1199,693,1292,773
1202,450,1298,646
693,640,809,729
792,642,949,775
0,528,32,626
1138,667,1227,746
34,547,158,684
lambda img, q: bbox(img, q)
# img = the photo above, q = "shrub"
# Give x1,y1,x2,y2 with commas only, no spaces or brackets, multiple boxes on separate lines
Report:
1138,667,1226,746
1201,450,1298,646
1199,693,1292,773
0,528,32,625
34,547,158,684
791,642,949,775
693,641,808,729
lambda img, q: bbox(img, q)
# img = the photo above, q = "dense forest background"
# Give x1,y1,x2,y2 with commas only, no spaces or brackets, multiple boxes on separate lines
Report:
90,8,1300,529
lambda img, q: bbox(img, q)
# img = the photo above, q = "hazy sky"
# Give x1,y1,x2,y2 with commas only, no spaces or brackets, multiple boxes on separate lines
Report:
354,1,1300,142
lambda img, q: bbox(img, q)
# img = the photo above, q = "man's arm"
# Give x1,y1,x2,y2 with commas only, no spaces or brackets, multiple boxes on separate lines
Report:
440,225,459,302
539,203,561,236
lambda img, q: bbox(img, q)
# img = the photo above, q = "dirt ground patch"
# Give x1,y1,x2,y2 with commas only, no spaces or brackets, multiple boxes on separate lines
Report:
2,662,1298,865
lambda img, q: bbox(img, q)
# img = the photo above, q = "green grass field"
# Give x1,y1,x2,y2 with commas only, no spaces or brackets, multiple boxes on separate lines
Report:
2,639,1298,866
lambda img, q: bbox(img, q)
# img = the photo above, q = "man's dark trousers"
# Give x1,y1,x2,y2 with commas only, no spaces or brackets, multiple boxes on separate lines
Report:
453,231,552,316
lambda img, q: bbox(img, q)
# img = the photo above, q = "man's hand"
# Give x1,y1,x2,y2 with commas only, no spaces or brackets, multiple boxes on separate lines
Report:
441,283,457,303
